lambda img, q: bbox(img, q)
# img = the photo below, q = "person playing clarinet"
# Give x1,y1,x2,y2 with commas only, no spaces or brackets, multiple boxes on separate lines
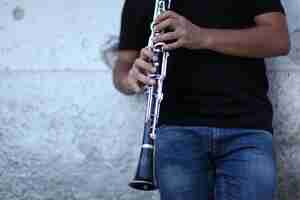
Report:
113,0,290,199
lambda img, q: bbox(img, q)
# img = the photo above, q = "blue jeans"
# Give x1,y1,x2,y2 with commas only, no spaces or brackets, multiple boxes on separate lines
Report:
154,125,277,200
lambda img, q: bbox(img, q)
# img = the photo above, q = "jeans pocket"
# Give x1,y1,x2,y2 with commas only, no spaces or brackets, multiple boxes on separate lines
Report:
156,124,170,133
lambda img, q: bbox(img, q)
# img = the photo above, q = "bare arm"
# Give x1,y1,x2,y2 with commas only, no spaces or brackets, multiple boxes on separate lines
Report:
204,12,291,58
113,50,138,95
153,11,290,58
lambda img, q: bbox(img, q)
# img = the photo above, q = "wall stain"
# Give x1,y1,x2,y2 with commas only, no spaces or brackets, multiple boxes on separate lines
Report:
288,29,300,65
12,6,25,21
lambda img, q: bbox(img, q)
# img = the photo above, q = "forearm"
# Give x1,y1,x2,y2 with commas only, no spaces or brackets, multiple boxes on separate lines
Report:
112,62,135,95
202,25,290,58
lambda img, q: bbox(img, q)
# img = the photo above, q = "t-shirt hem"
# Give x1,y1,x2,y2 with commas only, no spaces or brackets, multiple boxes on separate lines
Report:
157,118,274,135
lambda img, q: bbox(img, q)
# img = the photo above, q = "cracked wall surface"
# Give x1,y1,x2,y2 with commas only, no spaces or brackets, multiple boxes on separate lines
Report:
0,0,299,199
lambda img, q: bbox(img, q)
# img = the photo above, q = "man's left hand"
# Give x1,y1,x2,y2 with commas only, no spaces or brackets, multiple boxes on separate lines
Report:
153,11,210,50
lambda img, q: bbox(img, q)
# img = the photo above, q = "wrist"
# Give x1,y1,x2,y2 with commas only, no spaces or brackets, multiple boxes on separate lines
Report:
191,26,214,50
120,74,136,95
113,70,135,95
202,28,214,50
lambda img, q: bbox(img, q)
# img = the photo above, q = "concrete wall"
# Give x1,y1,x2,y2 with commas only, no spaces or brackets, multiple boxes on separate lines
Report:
0,0,299,199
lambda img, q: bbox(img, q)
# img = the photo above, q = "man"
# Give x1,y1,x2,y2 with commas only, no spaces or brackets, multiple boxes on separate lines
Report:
113,0,290,200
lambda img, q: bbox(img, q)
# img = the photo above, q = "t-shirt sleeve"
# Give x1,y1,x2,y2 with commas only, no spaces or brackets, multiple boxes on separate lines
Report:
251,0,286,18
118,0,151,50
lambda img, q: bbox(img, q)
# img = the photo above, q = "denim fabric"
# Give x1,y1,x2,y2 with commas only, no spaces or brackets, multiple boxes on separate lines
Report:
154,125,277,200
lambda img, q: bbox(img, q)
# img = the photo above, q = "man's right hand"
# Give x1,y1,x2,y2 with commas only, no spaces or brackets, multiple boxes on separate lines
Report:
124,47,157,94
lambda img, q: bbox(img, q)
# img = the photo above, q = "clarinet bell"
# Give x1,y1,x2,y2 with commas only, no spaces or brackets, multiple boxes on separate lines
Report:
129,146,158,191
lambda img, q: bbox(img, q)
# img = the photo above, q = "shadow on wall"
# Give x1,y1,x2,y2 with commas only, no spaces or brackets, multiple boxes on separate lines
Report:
101,35,119,70
289,29,300,65
276,130,300,200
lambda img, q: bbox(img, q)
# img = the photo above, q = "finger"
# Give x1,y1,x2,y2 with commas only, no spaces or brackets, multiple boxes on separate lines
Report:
136,71,156,86
140,47,154,61
154,11,177,24
163,40,183,50
135,58,156,73
128,78,143,93
154,18,176,32
153,31,179,43
131,66,155,85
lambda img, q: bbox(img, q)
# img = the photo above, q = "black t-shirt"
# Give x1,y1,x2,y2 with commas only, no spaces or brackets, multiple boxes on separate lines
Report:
118,0,285,134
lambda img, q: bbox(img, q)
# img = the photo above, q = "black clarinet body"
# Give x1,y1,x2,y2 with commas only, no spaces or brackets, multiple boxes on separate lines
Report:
128,0,172,191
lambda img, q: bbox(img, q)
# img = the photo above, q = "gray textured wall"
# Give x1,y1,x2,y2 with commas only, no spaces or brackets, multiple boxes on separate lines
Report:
0,0,299,199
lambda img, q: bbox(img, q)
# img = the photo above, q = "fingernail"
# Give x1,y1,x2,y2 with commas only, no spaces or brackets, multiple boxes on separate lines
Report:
152,25,156,31
150,79,155,85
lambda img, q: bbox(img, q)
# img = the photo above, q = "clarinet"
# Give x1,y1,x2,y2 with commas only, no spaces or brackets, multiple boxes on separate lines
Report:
128,0,172,191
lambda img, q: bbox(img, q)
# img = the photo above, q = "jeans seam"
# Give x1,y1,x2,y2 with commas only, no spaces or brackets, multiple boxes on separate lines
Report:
212,128,218,156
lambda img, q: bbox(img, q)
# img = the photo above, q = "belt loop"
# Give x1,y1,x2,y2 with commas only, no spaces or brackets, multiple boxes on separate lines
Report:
212,127,219,155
